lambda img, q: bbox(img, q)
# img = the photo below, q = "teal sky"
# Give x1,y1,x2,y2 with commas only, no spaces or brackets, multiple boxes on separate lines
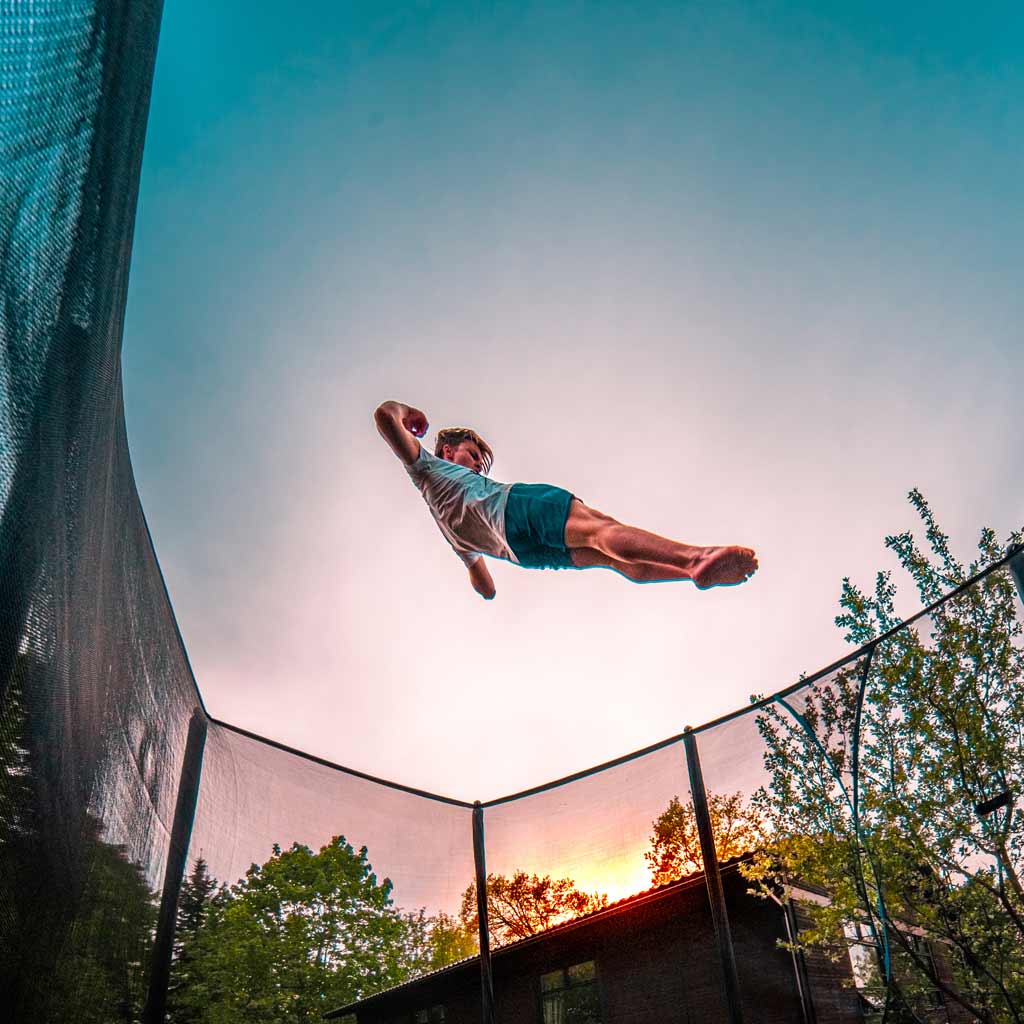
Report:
125,1,1023,803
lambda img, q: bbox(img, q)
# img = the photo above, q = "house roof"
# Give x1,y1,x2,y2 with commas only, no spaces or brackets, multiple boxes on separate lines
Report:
325,855,753,1019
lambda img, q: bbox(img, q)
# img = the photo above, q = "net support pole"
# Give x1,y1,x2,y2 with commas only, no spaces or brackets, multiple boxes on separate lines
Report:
144,708,209,1024
683,728,745,1024
472,801,497,1024
783,898,817,1024
1008,543,1024,609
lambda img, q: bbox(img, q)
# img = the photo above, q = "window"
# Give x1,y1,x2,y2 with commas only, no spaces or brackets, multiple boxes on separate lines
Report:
539,960,602,1024
844,922,945,1017
905,934,945,1010
844,921,884,1022
413,1007,445,1023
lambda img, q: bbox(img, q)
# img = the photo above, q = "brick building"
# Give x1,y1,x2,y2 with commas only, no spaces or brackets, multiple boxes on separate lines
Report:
327,860,869,1024
328,857,974,1024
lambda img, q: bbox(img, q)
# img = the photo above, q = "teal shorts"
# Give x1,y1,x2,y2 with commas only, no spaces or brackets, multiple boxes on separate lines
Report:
504,483,578,570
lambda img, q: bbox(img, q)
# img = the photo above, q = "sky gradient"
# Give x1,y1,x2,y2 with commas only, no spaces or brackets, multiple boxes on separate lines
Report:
124,0,1023,807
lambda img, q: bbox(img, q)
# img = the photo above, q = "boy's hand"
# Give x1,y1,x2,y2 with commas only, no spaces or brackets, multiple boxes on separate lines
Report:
374,401,425,466
468,557,496,600
402,407,429,438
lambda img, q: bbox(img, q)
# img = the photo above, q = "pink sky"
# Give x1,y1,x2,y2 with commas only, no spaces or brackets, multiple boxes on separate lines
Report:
126,0,1024,814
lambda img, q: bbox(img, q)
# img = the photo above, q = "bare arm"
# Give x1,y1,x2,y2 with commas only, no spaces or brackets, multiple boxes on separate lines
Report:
376,400,493,596
468,557,496,600
373,400,427,466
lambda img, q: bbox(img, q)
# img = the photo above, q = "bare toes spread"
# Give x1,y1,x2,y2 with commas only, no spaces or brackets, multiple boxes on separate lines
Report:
693,546,758,589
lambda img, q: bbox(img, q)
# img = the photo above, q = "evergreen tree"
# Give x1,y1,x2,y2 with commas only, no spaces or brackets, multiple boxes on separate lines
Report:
168,857,218,1023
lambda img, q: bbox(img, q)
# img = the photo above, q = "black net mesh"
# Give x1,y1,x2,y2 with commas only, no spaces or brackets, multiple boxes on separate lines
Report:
3,3,1023,1022
482,740,689,942
190,722,475,990
692,562,1024,1023
192,723,475,918
1,1,184,1019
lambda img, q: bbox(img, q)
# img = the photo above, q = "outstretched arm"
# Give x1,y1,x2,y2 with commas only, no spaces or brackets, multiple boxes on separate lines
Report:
374,401,427,466
468,557,496,600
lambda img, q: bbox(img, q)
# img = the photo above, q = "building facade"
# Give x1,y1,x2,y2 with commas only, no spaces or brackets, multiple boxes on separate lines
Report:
329,863,866,1024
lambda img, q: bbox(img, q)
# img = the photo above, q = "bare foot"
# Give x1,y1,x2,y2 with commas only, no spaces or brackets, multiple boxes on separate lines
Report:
692,546,758,589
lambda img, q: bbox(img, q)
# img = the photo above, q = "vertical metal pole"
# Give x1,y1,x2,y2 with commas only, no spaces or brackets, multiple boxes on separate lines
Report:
472,801,497,1024
783,899,817,1024
683,728,745,1024
143,708,208,1024
1008,543,1024,609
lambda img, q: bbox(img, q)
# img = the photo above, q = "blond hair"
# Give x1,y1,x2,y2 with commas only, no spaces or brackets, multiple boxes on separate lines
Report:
435,427,494,474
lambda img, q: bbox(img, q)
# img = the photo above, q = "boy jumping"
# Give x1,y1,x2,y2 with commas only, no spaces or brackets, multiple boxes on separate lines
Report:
374,400,758,601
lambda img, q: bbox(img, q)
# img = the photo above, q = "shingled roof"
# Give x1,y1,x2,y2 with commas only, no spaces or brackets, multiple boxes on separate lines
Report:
325,854,758,1019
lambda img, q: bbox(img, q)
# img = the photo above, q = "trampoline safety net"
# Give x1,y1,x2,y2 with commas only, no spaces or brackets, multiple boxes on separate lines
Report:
2,4,1023,1024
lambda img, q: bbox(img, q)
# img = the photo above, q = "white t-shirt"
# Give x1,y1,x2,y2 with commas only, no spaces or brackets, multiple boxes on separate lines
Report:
404,446,517,567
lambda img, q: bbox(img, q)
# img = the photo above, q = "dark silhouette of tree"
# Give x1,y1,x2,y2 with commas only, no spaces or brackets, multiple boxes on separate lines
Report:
0,653,43,1007
645,791,766,884
460,871,608,946
747,492,1024,1022
41,822,158,1022
1,653,158,1021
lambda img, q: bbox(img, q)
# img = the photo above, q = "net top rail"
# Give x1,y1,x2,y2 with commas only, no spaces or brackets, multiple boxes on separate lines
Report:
209,544,1023,811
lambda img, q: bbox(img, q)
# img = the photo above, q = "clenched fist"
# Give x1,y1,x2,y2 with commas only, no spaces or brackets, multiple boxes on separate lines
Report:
402,407,429,438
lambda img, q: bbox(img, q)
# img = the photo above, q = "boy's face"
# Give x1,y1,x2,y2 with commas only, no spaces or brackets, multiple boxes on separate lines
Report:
444,440,486,475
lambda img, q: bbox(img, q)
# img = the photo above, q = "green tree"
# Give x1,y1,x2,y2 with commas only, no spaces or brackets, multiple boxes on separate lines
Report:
460,871,608,946
396,908,478,974
174,836,431,1024
426,910,478,968
168,857,218,1023
646,792,765,885
745,492,1024,1023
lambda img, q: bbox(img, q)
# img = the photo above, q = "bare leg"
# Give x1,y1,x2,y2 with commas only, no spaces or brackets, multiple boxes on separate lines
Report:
570,547,695,583
564,500,758,588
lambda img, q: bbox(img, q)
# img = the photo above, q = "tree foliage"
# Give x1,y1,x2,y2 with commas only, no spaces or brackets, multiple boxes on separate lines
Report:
646,791,765,885
428,911,478,966
168,857,218,1024
42,824,158,1022
170,838,474,1023
745,491,1024,1023
395,908,478,976
460,871,608,946
1,655,157,1021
